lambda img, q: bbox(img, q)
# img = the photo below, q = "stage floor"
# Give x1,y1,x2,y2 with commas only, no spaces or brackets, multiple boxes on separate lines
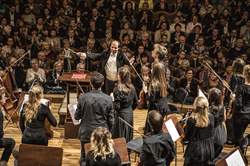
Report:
2,95,250,166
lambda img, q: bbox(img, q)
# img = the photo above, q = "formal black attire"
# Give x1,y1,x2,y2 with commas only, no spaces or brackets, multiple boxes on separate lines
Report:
20,104,57,146
144,88,169,135
233,84,250,148
75,90,114,164
87,51,129,94
178,78,199,104
226,74,244,144
140,131,175,166
86,151,121,166
184,114,215,166
113,87,138,142
0,109,15,162
209,105,227,158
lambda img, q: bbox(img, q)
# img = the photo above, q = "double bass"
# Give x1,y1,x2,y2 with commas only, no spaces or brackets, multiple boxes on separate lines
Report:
0,70,21,126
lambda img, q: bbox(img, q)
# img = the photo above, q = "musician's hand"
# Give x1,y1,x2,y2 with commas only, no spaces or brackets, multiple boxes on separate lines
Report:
230,93,236,101
129,57,135,65
142,82,148,93
110,92,114,101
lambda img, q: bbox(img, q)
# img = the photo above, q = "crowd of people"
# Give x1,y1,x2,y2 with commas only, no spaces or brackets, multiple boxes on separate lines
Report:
0,0,249,166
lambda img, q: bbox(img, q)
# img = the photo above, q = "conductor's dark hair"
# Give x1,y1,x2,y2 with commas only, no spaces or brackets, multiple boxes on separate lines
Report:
148,110,163,133
90,72,104,89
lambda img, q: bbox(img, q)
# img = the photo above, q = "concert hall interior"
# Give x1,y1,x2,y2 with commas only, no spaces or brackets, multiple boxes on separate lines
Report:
0,0,250,166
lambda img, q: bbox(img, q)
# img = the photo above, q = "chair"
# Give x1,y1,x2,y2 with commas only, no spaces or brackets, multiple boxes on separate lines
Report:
84,137,130,165
18,144,63,166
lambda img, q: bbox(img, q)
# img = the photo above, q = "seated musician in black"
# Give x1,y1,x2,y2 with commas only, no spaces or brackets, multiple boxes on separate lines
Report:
20,84,57,146
0,88,15,166
140,110,175,166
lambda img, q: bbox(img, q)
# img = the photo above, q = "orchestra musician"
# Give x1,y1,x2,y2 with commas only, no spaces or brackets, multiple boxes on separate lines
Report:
19,84,57,146
231,64,250,151
143,62,169,134
208,88,227,159
86,127,121,166
0,87,15,166
74,72,114,166
113,66,138,143
226,58,245,145
140,110,175,166
183,96,215,166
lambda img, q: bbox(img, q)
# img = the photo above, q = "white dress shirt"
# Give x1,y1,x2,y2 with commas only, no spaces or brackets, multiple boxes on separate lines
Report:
105,53,118,81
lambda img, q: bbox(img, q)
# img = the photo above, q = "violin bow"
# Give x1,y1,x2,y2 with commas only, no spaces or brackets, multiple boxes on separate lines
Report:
202,61,233,94
118,116,146,137
124,54,144,83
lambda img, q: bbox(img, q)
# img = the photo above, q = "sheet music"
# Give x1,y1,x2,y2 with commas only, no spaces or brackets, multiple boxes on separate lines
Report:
165,119,180,142
226,149,245,166
68,104,81,125
198,88,208,102
19,95,50,112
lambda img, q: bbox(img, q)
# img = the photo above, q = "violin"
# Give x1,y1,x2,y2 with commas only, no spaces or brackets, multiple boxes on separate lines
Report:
0,85,19,125
162,113,185,138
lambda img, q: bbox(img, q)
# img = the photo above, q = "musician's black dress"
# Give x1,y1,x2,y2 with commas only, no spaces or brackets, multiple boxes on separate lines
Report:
233,83,250,147
144,89,169,134
113,87,138,142
209,105,227,158
184,114,215,166
20,104,57,146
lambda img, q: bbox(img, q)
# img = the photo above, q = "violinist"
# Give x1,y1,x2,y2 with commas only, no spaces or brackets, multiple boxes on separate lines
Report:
140,110,175,166
137,65,150,109
231,64,250,151
113,66,138,143
0,87,15,166
208,88,227,159
226,58,245,145
143,62,169,134
19,84,57,146
8,56,26,90
183,96,214,166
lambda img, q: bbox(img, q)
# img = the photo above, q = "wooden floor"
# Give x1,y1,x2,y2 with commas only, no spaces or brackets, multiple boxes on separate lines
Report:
2,94,250,166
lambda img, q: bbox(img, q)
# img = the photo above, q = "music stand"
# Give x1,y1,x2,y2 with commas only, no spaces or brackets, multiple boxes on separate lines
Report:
215,148,247,166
